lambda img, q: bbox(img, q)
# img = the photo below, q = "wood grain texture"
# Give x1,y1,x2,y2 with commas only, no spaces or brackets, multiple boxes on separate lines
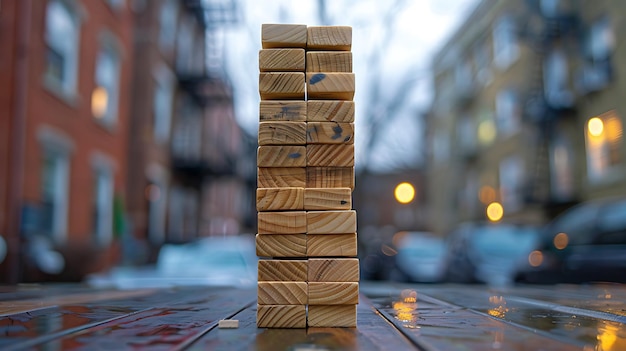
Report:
308,258,359,282
258,167,306,188
306,145,354,167
307,100,354,122
257,187,304,211
258,259,308,281
306,167,354,189
306,26,352,51
258,211,306,234
308,305,357,327
259,72,305,100
257,146,306,167
307,210,356,234
261,24,307,49
304,188,352,210
258,282,308,305
258,122,306,145
307,234,357,257
260,101,307,122
257,304,306,328
306,122,354,144
306,51,352,72
307,73,355,100
256,234,307,258
259,48,305,72
308,282,359,305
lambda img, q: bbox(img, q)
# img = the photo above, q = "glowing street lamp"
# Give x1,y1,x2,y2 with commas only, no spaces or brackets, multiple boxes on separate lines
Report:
486,202,504,222
394,182,415,204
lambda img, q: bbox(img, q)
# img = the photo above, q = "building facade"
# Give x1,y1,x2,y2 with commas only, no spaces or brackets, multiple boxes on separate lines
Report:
426,0,626,236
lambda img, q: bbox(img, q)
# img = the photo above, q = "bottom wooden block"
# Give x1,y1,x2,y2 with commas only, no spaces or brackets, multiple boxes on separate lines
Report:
308,305,357,328
307,233,357,257
257,304,306,328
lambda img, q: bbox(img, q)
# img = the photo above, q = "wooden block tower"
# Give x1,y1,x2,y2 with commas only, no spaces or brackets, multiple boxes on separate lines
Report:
256,24,358,329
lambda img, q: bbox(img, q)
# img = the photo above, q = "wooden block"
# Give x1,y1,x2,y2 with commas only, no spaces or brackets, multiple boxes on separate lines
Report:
306,51,352,72
306,73,355,100
259,72,305,100
257,146,306,167
259,48,305,72
262,24,307,49
258,121,307,146
218,319,239,329
258,211,306,234
304,188,351,210
307,26,352,51
306,167,354,189
307,100,354,122
257,304,306,328
260,101,307,122
258,282,308,305
307,234,357,257
306,122,354,144
308,305,357,327
258,259,307,281
257,187,304,211
307,210,356,234
308,282,359,305
307,145,354,167
308,258,359,282
256,234,307,258
258,167,306,188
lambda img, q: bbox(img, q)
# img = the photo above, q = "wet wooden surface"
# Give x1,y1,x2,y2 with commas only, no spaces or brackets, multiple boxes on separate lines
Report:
1,282,626,350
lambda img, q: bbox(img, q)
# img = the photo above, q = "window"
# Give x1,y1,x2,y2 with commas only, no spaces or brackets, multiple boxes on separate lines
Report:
44,0,80,96
493,15,518,70
589,16,614,62
457,114,476,153
147,181,167,244
474,40,492,86
105,0,125,11
495,89,520,136
499,156,523,211
41,152,70,243
153,79,174,143
92,45,121,127
159,0,178,51
585,110,623,183
433,130,450,163
549,132,575,200
176,17,194,73
544,49,573,108
92,169,113,246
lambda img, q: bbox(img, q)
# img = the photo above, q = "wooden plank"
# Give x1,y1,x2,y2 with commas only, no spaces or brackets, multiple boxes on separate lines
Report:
307,144,354,167
307,26,352,51
260,101,307,122
306,122,354,144
306,73,355,100
307,234,357,257
258,121,307,146
258,167,306,188
257,146,306,167
258,211,306,234
306,51,352,72
307,100,354,122
308,282,359,305
257,304,306,328
259,72,305,100
259,48,305,72
256,187,304,211
258,259,308,281
261,24,307,49
256,234,307,258
304,187,352,210
258,282,308,305
308,305,357,328
308,258,359,282
307,210,356,234
306,167,354,189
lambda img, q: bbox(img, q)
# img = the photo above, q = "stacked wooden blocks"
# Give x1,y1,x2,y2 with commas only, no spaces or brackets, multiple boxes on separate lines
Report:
256,24,358,328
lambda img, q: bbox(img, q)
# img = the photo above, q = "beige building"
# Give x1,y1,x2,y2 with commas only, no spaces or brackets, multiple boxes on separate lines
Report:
426,0,626,236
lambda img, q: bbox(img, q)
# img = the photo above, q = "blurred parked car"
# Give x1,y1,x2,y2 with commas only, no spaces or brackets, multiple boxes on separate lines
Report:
514,197,626,284
445,222,539,286
87,235,257,289
394,232,447,283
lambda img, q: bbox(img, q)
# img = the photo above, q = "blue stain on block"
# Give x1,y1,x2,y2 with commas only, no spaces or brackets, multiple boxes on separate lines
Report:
310,73,326,85
288,152,302,159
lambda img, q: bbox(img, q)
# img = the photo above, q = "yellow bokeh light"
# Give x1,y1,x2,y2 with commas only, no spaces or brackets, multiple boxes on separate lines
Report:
554,232,569,250
588,117,604,137
478,120,496,145
486,202,504,222
91,86,109,119
528,250,543,267
394,182,415,204
605,117,623,143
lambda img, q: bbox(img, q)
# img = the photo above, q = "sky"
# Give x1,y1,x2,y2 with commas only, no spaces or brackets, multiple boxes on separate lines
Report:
219,0,478,172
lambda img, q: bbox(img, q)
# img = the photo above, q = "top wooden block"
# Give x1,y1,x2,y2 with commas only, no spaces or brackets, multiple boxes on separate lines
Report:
262,24,307,48
307,26,352,51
